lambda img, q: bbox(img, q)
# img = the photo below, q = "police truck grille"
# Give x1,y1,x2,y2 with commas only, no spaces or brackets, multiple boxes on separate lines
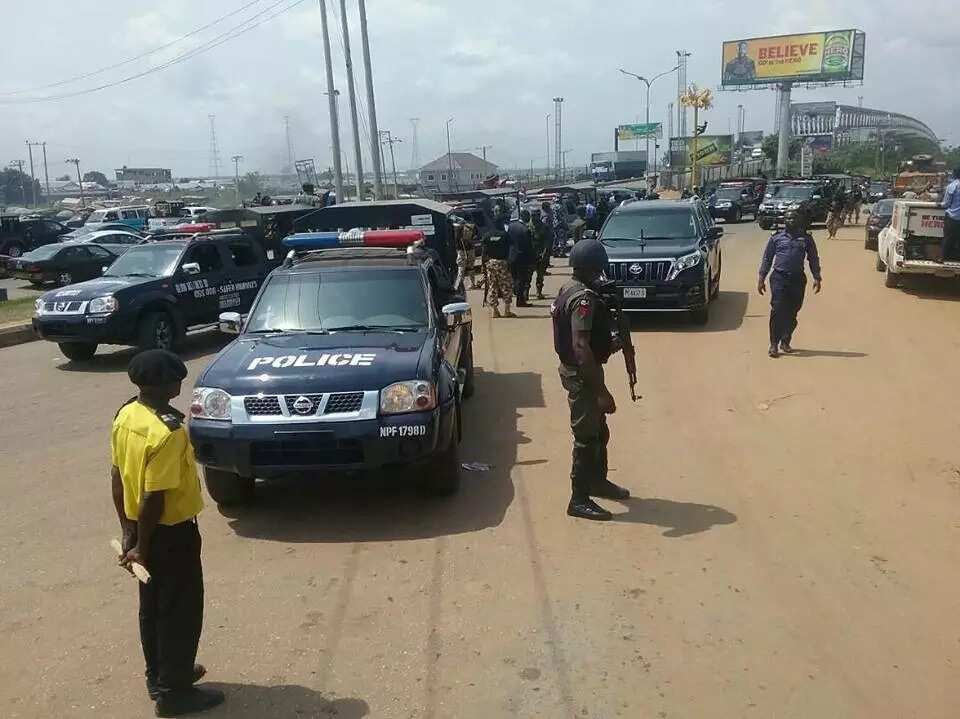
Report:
284,394,324,416
243,395,282,416
324,392,364,414
608,260,672,282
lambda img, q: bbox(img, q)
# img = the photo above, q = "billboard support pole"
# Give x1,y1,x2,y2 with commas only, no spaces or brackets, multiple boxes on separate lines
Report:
776,81,792,178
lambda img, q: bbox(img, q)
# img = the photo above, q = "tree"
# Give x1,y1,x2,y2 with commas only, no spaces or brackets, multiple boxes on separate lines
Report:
762,134,802,163
238,171,264,197
944,146,960,172
0,168,42,206
82,170,110,187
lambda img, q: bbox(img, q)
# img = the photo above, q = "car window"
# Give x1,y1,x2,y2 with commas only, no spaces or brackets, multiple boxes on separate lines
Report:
43,221,62,233
60,246,89,260
104,211,119,221
88,245,113,259
227,242,259,267
185,244,223,272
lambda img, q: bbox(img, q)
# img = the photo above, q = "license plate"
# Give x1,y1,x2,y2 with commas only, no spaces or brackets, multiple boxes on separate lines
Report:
623,287,647,299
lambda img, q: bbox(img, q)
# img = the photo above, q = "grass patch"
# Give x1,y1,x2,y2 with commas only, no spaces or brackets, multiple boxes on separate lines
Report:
0,297,37,325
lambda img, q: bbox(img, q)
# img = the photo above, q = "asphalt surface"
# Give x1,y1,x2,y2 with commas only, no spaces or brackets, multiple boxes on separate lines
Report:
2,218,960,718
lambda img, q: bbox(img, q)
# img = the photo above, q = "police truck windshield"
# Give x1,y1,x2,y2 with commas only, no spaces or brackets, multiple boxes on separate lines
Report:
246,269,430,333
103,244,184,278
774,186,815,200
715,188,745,200
601,209,697,240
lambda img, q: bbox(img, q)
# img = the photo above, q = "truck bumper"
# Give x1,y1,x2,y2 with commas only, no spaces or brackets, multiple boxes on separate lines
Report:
892,258,960,277
189,401,456,478
32,313,137,345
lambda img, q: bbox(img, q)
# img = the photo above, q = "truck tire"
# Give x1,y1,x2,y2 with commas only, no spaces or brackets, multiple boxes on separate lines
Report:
137,311,178,352
876,254,886,272
58,342,97,362
461,336,475,399
422,413,461,496
884,266,900,288
204,467,254,506
733,208,742,224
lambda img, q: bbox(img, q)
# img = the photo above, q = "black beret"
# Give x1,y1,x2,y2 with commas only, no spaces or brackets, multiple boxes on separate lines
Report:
128,350,187,387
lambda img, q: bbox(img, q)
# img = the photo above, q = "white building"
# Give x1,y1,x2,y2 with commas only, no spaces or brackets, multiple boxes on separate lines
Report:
418,153,498,194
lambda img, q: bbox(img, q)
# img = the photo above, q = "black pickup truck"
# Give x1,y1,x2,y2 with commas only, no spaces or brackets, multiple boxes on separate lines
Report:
32,231,269,361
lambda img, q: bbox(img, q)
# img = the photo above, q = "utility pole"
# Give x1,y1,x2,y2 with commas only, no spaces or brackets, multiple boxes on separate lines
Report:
476,145,493,162
40,142,50,200
408,118,421,171
65,158,84,207
357,0,383,199
319,0,344,203
338,0,364,201
10,160,26,206
25,142,37,207
284,115,295,173
553,97,564,181
445,117,455,192
545,113,551,173
560,149,572,182
232,155,243,206
380,131,402,198
676,50,691,137
208,115,221,178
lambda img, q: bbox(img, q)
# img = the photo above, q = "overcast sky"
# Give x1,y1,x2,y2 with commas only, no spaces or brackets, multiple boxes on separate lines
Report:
2,0,956,179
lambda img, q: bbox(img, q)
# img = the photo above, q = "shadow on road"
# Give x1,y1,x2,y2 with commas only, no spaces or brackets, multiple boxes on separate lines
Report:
55,330,230,373
222,368,544,543
203,683,368,718
612,497,737,537
785,348,868,359
899,275,960,302
629,290,748,334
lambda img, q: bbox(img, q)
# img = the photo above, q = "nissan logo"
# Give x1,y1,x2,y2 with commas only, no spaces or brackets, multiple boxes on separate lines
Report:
292,396,314,415
628,263,643,276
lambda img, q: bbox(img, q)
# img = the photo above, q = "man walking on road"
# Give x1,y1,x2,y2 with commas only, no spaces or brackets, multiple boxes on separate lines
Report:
530,208,552,299
111,350,224,717
758,204,822,358
552,239,631,521
481,217,514,318
508,210,535,306
940,167,960,263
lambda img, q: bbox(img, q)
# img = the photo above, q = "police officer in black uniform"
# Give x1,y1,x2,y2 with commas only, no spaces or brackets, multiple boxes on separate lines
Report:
758,203,823,358
552,239,631,521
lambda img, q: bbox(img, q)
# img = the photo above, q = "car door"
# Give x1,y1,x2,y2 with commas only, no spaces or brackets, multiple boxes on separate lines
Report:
55,246,92,283
176,242,228,326
695,204,721,283
427,264,463,371
222,239,266,313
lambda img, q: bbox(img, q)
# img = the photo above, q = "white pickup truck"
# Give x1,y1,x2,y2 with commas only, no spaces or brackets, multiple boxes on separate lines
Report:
876,200,959,287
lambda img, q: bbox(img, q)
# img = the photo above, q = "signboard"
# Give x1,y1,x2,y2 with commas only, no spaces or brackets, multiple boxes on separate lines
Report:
669,135,733,167
721,30,865,86
617,123,662,141
410,214,433,226
736,130,764,148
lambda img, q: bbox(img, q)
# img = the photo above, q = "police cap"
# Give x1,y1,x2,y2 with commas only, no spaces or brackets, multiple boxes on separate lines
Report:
568,238,609,274
128,349,188,387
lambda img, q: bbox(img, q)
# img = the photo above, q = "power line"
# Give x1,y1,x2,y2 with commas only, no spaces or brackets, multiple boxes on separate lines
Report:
0,0,307,104
0,0,266,97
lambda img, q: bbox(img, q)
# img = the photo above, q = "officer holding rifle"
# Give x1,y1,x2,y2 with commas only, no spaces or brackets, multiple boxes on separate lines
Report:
551,239,636,521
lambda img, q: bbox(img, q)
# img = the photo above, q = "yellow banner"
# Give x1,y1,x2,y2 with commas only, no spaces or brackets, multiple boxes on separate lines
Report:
722,31,854,85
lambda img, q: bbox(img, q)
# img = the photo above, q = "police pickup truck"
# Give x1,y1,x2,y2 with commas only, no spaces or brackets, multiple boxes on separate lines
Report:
187,229,475,504
32,231,269,361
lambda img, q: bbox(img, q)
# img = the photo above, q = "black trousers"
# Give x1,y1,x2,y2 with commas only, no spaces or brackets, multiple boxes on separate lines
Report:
511,261,534,303
559,365,610,498
769,271,806,345
942,215,960,262
139,520,204,693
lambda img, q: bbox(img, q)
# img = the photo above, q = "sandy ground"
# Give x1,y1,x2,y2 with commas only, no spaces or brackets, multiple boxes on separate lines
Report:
1,218,959,718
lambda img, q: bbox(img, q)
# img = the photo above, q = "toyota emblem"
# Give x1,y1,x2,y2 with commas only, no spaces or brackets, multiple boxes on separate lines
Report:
628,263,643,276
292,396,314,415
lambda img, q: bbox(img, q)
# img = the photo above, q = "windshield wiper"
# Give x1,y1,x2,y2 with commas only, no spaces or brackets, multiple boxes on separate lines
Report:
247,328,329,335
326,324,423,333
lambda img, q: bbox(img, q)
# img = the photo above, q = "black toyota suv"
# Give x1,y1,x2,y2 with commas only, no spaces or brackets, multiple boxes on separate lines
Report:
708,181,761,223
757,180,830,229
32,232,269,361
592,199,722,325
1,214,72,257
188,236,475,504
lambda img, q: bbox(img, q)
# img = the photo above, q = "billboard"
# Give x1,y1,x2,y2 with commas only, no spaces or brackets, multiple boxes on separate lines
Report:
721,30,865,86
669,135,733,167
617,123,662,141
737,130,764,148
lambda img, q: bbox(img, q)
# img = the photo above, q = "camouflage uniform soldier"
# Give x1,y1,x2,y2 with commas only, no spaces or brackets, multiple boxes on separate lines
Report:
481,222,514,318
455,222,478,290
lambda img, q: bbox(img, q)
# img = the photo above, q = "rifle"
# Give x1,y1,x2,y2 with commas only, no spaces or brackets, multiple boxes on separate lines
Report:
480,262,489,306
598,281,639,402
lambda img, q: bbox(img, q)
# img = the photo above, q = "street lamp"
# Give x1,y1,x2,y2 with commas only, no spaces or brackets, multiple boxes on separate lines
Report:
620,65,679,180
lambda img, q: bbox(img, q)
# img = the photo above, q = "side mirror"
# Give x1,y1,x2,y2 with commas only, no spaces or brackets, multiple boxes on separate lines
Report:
583,229,597,240
441,301,472,328
182,262,201,275
219,311,242,334
812,195,821,200
707,226,724,239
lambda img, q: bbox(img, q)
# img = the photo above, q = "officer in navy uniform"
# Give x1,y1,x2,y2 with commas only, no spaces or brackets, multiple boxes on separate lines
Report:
758,203,822,358
552,239,631,521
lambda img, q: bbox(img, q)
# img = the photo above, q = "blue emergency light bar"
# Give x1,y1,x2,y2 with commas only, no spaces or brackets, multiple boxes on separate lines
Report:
282,229,426,250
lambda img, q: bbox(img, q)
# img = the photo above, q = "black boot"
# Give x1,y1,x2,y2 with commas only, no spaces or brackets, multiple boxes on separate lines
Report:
591,479,630,500
155,687,225,717
567,495,613,521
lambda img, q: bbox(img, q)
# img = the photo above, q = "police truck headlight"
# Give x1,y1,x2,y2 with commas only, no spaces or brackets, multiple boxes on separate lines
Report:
190,387,232,421
667,250,702,281
34,298,45,316
88,295,118,314
380,380,436,415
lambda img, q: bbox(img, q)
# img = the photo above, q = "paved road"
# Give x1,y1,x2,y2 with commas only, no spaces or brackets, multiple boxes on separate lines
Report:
2,219,960,718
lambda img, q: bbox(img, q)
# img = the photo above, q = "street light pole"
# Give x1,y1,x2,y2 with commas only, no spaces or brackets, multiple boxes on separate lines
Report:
620,65,679,181
545,113,551,175
445,117,455,192
232,155,243,206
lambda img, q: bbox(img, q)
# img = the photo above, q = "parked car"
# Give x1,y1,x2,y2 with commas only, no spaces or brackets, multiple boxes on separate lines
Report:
65,222,143,242
84,205,150,232
876,201,956,288
864,199,895,250
33,232,270,361
867,182,891,204
0,215,73,257
73,229,149,256
591,198,722,325
7,241,117,287
757,181,830,230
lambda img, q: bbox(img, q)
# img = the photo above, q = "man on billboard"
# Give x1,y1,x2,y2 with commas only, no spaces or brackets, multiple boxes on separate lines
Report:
724,41,756,84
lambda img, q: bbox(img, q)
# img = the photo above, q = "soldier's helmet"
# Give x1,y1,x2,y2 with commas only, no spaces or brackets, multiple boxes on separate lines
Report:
569,239,609,275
